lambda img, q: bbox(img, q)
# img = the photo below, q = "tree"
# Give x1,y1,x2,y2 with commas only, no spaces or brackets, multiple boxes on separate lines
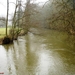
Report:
22,0,39,31
10,0,24,39
6,0,9,36
43,0,75,33
23,0,31,31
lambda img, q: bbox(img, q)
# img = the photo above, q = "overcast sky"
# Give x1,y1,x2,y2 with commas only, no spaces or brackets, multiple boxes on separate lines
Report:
0,0,48,18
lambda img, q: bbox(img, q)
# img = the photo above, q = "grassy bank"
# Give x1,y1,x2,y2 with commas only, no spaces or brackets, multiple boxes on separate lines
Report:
0,28,10,38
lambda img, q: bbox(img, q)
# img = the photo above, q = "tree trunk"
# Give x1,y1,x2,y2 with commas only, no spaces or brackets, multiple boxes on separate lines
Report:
6,0,9,36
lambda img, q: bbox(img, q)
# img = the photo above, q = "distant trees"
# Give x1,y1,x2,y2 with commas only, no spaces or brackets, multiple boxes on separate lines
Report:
11,0,49,35
9,0,75,35
42,0,75,34
9,0,39,39
10,0,75,35
0,17,6,27
0,17,6,21
20,0,40,31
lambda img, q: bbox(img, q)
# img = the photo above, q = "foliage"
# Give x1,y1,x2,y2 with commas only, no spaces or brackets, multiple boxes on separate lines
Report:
10,0,75,36
44,0,75,34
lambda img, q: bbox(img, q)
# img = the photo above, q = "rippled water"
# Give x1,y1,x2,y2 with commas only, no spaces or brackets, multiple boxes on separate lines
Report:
0,29,75,75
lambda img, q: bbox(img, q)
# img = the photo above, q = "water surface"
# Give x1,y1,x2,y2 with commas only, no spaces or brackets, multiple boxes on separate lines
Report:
0,29,75,75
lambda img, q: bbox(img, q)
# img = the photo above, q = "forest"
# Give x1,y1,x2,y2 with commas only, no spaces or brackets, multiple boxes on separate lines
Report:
11,0,75,34
0,0,75,44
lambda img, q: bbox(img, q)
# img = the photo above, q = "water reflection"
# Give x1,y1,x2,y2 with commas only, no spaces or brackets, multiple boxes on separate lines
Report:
0,45,8,75
0,30,75,75
36,45,65,75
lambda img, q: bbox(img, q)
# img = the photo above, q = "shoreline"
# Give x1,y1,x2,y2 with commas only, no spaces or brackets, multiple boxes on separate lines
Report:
0,38,3,45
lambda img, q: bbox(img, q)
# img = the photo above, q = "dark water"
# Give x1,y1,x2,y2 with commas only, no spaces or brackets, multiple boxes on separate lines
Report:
0,29,75,75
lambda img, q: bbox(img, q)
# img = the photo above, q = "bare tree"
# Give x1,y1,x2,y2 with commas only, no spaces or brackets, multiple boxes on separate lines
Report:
45,0,75,34
6,0,9,36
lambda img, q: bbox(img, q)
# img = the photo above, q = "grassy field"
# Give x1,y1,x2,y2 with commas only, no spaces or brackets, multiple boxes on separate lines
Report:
0,28,10,38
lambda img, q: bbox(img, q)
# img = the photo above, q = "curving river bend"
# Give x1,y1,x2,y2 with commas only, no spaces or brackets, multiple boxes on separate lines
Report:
0,29,75,75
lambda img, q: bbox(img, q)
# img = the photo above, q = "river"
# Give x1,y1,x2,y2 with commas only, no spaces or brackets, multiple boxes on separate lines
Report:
0,28,75,75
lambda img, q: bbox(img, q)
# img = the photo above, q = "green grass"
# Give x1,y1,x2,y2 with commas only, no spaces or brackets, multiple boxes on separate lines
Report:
0,28,10,38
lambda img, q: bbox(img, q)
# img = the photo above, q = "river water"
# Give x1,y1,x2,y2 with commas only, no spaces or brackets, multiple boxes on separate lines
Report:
0,29,75,75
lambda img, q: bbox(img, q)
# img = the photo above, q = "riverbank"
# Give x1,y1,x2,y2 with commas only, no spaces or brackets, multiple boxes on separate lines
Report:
0,27,26,45
0,38,3,45
0,28,11,45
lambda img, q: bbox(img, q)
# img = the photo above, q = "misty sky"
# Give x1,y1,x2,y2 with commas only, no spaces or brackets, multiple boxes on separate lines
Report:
0,0,48,18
